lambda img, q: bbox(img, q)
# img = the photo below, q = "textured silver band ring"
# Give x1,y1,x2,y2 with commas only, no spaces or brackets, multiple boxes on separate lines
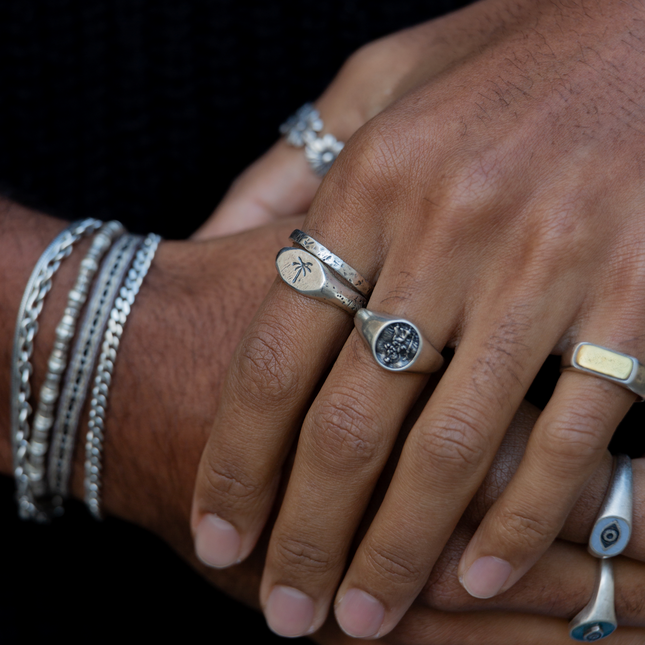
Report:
276,247,366,314
588,454,633,559
355,309,444,374
569,559,617,641
280,103,344,176
289,229,373,296
561,342,645,400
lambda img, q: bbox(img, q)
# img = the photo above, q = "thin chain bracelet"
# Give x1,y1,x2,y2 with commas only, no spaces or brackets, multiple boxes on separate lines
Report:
27,221,125,505
11,218,102,522
84,233,161,519
48,234,142,499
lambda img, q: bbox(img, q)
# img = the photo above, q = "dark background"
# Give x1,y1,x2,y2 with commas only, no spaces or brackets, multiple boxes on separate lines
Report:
1,1,642,643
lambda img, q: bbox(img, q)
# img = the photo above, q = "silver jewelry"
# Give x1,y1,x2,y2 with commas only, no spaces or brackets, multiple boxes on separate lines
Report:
280,103,344,176
84,233,160,519
289,229,373,296
11,218,102,522
276,247,366,314
48,234,142,499
569,559,617,641
355,309,444,374
27,221,125,502
561,342,645,400
589,455,633,559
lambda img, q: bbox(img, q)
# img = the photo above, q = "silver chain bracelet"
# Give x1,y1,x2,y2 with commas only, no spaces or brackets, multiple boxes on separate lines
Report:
84,233,161,519
27,221,125,505
48,233,142,499
11,218,102,522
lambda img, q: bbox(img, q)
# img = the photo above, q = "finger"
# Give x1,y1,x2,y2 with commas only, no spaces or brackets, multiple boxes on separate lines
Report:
258,329,432,637
329,283,571,638
191,206,386,569
388,607,645,645
193,87,366,240
466,400,645,562
458,362,635,599
192,141,320,239
422,525,645,626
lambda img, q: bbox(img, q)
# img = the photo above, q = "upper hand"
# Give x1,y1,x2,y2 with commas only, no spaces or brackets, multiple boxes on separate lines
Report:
192,0,645,637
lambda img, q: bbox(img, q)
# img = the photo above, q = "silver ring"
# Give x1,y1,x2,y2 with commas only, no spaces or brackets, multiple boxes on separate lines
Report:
569,559,617,641
276,247,366,314
561,342,645,400
280,103,344,176
354,309,443,373
589,455,633,558
289,229,373,296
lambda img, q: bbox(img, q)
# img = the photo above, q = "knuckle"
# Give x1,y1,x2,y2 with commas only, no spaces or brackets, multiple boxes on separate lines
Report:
417,404,490,475
540,408,606,464
308,388,382,469
494,505,554,551
438,148,507,221
272,536,335,576
362,541,422,586
233,317,299,406
201,458,262,511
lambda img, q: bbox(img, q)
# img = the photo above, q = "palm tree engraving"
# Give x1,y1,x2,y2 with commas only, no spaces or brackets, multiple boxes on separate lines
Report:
292,256,313,284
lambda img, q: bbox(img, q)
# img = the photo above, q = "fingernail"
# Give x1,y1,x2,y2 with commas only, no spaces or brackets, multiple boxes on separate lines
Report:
194,514,241,568
265,586,315,638
335,589,385,638
460,556,512,599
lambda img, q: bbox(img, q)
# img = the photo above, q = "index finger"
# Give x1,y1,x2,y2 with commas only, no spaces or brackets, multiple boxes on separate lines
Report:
191,220,381,568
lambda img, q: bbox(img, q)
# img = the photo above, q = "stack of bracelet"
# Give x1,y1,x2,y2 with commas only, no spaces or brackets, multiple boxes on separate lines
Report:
11,219,160,522
568,455,633,642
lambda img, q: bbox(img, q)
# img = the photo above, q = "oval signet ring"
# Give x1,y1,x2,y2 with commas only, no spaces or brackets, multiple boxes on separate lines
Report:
276,247,367,314
354,309,443,373
588,454,633,559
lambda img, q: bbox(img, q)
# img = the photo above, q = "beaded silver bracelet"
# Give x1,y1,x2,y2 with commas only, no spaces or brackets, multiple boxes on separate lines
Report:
27,221,125,503
11,218,102,522
48,233,142,499
84,233,161,519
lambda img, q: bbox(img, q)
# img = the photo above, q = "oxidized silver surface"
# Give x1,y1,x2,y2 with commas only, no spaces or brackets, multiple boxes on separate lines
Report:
569,559,617,641
279,103,323,147
84,233,160,520
304,133,344,176
588,455,632,558
562,342,645,400
289,229,372,296
276,247,366,314
354,309,444,374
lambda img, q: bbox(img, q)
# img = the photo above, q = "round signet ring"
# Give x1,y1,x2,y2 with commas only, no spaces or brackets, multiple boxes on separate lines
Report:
355,309,444,374
276,247,367,314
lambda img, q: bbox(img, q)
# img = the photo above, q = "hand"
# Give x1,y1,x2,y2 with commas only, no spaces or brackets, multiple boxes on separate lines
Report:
192,0,645,637
60,227,644,643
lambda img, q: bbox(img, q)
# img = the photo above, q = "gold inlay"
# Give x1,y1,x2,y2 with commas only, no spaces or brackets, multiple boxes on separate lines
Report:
576,345,633,381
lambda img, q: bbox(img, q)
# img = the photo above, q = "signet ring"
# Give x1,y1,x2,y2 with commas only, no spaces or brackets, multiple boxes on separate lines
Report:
276,247,367,314
355,309,443,374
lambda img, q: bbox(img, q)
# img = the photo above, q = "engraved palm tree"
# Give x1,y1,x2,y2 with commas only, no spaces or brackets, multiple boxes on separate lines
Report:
292,256,313,283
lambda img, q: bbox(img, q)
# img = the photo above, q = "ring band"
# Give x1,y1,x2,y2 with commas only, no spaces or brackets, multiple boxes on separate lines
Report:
280,103,344,176
561,342,645,400
568,559,617,642
276,247,366,314
355,309,443,373
589,454,633,559
289,229,373,296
